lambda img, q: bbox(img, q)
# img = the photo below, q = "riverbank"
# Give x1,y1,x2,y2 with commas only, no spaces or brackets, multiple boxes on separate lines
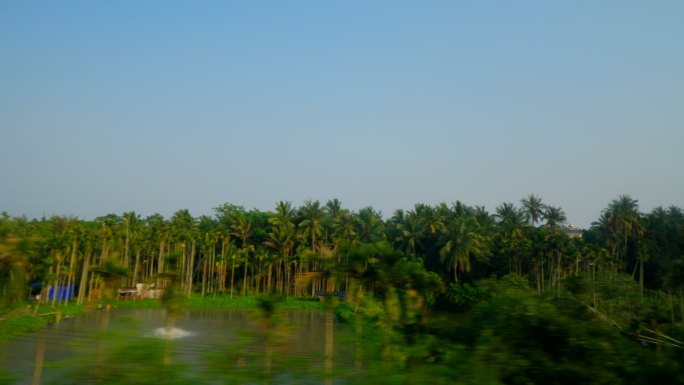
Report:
0,303,83,341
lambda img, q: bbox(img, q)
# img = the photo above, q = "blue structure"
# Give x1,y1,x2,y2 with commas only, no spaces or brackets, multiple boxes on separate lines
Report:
48,284,75,301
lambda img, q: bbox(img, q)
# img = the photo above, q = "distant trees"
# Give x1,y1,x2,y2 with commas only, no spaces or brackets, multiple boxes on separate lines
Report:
0,194,682,317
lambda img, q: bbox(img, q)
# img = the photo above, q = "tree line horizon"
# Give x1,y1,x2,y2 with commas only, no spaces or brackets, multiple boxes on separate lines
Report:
3,193,683,384
2,193,683,307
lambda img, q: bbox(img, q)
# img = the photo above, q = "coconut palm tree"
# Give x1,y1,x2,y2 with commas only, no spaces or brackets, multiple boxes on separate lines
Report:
542,205,567,230
170,209,197,295
520,194,545,226
298,199,325,253
270,201,296,228
439,216,488,282
324,198,344,246
391,210,425,258
495,202,526,233
495,203,529,275
264,220,296,295
231,212,253,296
354,207,384,244
413,204,445,235
595,195,644,272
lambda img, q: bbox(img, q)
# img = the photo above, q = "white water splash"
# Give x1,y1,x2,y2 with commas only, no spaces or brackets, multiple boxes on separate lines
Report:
148,327,194,339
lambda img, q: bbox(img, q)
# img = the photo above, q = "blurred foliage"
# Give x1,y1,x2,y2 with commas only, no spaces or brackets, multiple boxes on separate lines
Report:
3,275,683,384
0,368,15,385
2,194,684,383
442,282,490,311
49,325,191,385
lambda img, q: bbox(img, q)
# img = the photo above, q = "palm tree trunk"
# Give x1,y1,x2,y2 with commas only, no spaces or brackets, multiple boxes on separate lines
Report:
51,257,62,308
65,239,77,305
133,249,141,287
77,250,91,305
242,248,248,296
230,254,236,298
87,271,96,302
179,243,186,291
187,240,195,296
157,240,165,275
257,256,263,295
540,258,545,293
123,227,130,285
639,258,644,298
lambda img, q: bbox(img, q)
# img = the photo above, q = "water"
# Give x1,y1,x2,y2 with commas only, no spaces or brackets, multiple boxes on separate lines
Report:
0,308,354,384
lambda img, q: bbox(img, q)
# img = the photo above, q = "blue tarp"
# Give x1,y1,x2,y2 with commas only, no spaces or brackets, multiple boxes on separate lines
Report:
48,284,74,301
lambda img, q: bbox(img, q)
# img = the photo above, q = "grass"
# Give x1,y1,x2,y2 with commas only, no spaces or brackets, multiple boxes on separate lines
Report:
0,302,84,341
113,294,328,310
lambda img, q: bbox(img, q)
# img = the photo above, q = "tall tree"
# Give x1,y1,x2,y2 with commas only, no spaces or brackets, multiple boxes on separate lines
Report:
495,203,529,275
542,205,567,230
594,195,644,272
354,207,385,244
231,212,253,296
520,194,545,226
439,216,488,283
298,200,325,253
170,209,197,295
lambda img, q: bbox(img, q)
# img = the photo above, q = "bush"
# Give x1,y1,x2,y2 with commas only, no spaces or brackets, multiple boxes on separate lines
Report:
443,283,489,311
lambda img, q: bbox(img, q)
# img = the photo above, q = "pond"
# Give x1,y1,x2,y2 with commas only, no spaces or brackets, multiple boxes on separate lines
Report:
0,308,356,384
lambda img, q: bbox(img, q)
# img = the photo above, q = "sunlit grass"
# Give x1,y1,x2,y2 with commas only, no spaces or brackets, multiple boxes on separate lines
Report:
113,294,328,310
0,302,84,341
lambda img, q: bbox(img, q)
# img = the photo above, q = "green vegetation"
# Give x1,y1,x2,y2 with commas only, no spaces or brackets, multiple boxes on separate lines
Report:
0,303,82,341
113,294,327,310
1,194,683,383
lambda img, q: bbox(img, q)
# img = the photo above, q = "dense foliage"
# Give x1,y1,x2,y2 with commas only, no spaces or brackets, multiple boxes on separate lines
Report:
1,194,683,384
1,195,683,303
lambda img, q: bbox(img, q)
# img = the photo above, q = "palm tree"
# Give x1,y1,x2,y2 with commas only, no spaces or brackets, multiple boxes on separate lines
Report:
520,194,544,226
231,212,253,296
542,205,567,230
121,211,138,284
414,204,445,235
264,220,296,295
595,195,644,272
145,213,168,281
439,216,488,282
170,209,197,295
495,202,526,232
76,221,99,304
391,210,425,258
333,209,356,244
298,199,325,252
495,203,528,275
354,207,384,244
324,198,344,246
270,201,296,228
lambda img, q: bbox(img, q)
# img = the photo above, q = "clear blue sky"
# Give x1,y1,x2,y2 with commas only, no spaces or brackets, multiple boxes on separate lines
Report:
1,1,683,228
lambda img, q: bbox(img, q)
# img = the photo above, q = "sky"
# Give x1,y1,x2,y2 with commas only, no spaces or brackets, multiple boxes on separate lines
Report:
1,1,683,228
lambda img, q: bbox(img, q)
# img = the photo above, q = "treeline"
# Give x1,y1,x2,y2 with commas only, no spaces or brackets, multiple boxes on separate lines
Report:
1,195,683,312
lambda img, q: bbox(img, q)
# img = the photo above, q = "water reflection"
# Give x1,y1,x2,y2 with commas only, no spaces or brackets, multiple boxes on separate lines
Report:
1,308,353,385
148,327,194,339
